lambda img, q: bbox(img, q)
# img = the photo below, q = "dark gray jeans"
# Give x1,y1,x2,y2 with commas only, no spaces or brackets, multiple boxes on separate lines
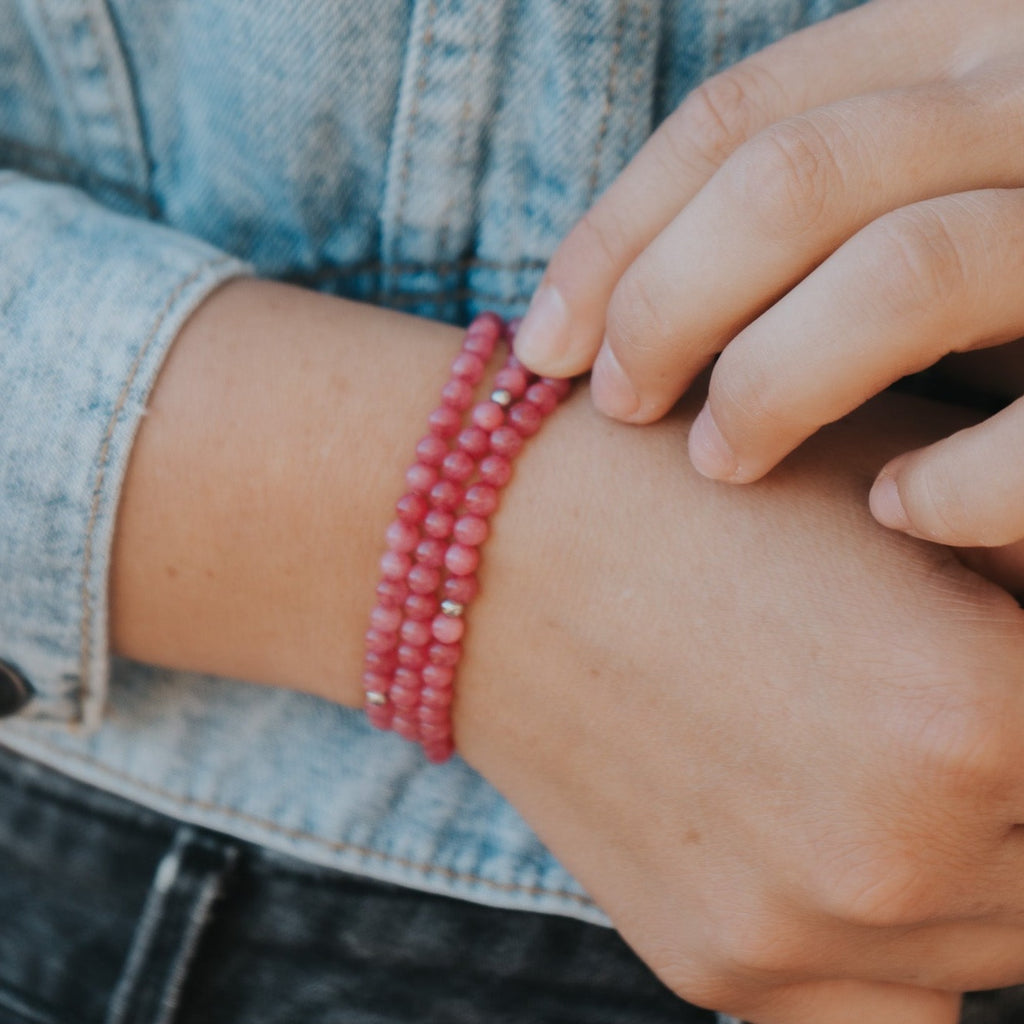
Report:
0,744,1018,1024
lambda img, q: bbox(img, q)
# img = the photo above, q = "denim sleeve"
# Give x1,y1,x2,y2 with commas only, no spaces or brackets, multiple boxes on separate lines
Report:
0,172,251,729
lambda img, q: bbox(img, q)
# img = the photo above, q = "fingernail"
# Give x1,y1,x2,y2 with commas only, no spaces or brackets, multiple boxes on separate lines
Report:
688,404,737,480
869,474,911,532
514,285,570,372
591,344,639,420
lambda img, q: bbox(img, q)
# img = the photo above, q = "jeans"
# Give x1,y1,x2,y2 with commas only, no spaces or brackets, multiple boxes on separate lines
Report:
0,744,1022,1023
0,744,716,1024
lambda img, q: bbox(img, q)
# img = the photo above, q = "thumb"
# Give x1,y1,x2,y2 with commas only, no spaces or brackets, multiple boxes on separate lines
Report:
739,981,961,1024
870,397,1024,548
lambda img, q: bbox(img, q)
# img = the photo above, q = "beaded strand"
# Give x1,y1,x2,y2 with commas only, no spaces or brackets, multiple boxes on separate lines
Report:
362,313,569,762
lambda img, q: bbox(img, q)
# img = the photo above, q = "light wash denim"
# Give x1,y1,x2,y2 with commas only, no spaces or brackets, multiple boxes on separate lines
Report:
0,0,867,937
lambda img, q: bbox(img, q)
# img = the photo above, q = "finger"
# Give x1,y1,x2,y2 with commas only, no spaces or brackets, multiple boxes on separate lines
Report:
596,68,1024,425
687,188,1024,482
513,0,965,378
736,980,960,1024
959,539,1024,595
871,395,1024,547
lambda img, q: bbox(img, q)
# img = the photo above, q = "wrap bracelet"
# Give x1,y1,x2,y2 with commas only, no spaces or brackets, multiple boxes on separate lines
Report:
362,313,570,763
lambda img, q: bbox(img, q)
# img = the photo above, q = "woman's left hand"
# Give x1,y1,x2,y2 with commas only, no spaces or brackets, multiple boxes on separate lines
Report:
514,0,1024,544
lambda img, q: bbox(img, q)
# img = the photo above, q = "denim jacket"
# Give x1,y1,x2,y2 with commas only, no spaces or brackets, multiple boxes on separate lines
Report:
0,0,865,925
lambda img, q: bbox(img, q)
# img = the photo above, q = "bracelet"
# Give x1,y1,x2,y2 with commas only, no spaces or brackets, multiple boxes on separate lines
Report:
362,313,570,763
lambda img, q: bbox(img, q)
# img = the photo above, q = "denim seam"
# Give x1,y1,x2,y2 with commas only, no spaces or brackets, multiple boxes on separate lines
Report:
78,256,238,725
291,256,547,281
711,0,727,72
391,0,438,266
14,735,597,910
437,38,478,261
586,0,629,206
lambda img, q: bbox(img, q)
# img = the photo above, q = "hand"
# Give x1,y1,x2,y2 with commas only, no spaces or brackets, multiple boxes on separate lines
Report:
455,387,1024,1024
512,0,1024,550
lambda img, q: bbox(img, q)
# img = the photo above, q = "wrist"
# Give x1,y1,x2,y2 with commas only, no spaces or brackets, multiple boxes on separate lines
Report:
110,278,464,707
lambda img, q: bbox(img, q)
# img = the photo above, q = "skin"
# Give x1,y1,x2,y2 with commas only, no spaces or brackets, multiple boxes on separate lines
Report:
513,0,1024,553
113,278,1024,1023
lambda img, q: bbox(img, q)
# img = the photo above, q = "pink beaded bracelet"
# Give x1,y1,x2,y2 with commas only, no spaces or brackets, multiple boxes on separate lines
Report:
362,313,570,763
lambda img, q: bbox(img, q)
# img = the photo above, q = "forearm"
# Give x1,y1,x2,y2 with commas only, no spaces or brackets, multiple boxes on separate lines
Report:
110,278,464,707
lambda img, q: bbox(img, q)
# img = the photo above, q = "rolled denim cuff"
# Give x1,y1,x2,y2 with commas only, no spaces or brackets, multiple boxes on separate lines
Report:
0,173,250,728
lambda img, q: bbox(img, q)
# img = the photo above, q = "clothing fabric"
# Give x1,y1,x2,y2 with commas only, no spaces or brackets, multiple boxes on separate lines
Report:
0,0,869,922
0,745,721,1024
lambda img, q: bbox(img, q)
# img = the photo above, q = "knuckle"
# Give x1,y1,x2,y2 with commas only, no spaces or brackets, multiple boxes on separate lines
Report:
708,351,799,439
606,265,672,357
708,906,808,981
869,206,970,316
673,65,768,170
900,457,977,544
567,206,631,278
725,117,840,239
821,846,936,929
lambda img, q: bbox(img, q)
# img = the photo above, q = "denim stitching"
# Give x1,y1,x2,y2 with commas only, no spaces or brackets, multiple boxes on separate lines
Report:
15,735,596,909
437,22,481,261
391,0,438,266
290,255,546,281
712,0,728,72
78,257,238,724
586,0,630,206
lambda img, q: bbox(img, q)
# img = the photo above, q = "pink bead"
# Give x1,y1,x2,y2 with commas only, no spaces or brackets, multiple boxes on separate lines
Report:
428,641,461,667
423,509,454,540
400,618,432,647
464,484,498,517
432,613,465,644
370,604,402,632
362,671,390,694
407,564,441,595
424,738,455,763
415,537,446,568
395,492,429,524
494,364,530,398
380,550,412,581
365,628,398,654
441,449,475,483
441,378,474,411
457,426,490,459
404,593,440,621
444,574,479,604
509,401,543,436
542,376,572,400
428,405,461,439
479,454,512,487
366,705,393,731
429,479,463,511
392,714,421,741
453,515,488,546
489,426,523,458
405,462,439,494
420,721,452,742
397,643,428,670
394,666,421,689
376,579,409,606
422,663,454,689
365,649,398,674
421,685,455,709
389,684,420,710
418,705,450,725
467,311,503,343
472,401,505,432
463,329,497,359
444,543,479,576
451,351,486,385
525,381,559,416
385,519,419,553
415,435,448,467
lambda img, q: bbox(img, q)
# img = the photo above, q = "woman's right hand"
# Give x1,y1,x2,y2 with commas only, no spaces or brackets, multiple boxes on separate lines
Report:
456,387,1024,1024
